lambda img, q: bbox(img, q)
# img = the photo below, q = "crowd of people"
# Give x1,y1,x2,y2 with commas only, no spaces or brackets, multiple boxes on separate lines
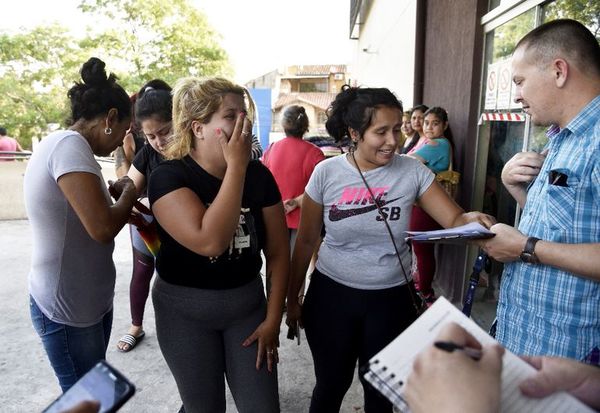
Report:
21,18,599,413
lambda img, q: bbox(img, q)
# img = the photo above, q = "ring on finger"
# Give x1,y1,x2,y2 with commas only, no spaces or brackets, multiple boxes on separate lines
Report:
267,349,275,354
242,131,250,136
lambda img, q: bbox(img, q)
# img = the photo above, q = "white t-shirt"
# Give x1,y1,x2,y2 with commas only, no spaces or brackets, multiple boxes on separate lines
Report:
24,130,115,327
306,154,434,289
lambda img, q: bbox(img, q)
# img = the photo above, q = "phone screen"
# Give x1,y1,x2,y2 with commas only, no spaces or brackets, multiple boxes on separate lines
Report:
43,361,134,413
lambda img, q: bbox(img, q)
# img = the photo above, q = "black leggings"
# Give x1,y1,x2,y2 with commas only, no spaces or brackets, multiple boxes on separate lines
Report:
302,269,418,413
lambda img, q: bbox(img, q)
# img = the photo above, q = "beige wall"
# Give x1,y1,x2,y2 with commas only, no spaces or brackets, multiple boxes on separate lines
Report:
350,0,417,106
0,161,28,220
0,160,117,220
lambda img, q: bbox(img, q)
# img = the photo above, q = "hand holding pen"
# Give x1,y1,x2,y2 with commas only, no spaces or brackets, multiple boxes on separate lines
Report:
404,322,504,413
434,340,483,361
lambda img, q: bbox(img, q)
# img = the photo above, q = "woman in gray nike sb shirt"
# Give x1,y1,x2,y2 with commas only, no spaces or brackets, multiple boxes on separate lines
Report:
286,85,495,413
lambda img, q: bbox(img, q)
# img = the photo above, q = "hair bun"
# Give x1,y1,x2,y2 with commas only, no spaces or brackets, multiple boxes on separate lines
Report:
80,57,109,86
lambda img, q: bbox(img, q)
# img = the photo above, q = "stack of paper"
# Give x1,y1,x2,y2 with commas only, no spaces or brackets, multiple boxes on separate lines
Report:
405,222,494,243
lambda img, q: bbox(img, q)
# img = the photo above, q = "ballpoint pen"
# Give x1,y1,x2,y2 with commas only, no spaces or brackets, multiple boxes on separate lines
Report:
434,341,483,361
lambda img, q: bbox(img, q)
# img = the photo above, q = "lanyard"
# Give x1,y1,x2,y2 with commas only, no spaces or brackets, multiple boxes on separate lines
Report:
462,249,488,317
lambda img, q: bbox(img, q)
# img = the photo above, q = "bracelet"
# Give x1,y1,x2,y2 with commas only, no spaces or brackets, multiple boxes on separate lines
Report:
298,294,305,305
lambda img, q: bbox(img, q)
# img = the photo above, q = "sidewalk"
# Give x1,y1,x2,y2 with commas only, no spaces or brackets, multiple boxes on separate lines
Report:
0,219,496,412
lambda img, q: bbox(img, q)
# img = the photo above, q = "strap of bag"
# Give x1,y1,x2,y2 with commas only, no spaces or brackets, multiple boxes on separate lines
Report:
350,151,424,314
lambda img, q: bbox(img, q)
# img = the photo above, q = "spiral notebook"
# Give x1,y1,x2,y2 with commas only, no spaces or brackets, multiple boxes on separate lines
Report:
362,297,594,413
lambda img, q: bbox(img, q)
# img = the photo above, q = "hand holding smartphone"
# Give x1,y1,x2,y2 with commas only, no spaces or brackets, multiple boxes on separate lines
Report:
43,361,135,413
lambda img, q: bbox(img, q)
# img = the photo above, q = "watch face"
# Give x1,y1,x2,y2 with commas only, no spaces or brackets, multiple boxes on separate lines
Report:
520,252,537,264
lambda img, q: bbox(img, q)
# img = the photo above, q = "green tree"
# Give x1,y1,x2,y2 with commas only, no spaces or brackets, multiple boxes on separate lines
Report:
0,25,89,148
491,8,536,62
0,0,230,149
79,0,231,91
488,0,600,66
543,0,600,39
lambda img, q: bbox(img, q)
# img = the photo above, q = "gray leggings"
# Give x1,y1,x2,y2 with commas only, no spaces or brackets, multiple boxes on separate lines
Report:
152,276,280,413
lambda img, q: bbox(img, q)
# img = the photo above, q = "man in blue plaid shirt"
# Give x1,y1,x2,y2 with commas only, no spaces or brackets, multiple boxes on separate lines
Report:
483,19,600,366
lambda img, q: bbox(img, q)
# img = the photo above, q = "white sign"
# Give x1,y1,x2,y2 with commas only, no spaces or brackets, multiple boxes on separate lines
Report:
484,62,500,110
496,58,513,110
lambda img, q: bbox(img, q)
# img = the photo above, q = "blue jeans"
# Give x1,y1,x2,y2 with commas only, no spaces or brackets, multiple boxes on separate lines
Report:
29,295,113,392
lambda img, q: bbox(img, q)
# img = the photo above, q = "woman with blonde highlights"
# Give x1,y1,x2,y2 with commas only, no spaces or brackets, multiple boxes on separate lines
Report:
148,77,288,412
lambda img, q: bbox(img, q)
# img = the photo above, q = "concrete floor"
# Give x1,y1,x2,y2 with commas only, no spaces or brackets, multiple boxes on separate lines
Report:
0,219,497,412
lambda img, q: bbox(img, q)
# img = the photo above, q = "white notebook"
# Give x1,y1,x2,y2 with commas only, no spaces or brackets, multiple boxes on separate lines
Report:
363,297,594,413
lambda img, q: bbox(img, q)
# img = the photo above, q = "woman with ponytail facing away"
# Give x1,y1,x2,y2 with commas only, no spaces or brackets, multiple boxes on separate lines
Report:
24,57,136,392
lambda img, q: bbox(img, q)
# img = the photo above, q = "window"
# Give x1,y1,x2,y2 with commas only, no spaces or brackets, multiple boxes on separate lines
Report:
542,0,600,41
299,80,327,93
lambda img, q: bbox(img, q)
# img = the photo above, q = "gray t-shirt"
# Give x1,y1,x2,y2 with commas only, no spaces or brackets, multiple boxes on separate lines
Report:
306,154,434,289
24,130,115,327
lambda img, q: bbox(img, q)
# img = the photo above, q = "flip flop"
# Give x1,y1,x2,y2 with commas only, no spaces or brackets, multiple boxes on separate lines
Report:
117,331,145,352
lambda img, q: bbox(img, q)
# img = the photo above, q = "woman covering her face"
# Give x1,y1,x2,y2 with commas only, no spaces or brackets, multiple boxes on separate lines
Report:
147,77,289,413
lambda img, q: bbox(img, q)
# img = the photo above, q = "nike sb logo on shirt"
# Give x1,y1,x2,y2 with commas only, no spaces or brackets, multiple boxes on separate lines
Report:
328,186,403,221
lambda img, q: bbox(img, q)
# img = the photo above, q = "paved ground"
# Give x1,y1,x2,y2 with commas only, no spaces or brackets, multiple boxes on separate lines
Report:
0,219,497,412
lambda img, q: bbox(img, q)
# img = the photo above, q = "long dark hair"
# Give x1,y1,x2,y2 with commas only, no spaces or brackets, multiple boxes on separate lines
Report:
400,104,429,154
424,106,455,163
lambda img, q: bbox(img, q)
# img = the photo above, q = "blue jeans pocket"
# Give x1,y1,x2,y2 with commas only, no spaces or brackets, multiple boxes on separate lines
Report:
30,295,47,335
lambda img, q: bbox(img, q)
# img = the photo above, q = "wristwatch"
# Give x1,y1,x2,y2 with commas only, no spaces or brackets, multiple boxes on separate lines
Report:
520,237,541,264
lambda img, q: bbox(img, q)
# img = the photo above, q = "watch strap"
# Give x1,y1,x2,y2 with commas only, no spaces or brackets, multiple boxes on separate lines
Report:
521,237,541,263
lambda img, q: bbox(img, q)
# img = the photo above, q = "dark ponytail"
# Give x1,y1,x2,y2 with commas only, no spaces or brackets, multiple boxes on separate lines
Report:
135,79,173,123
282,105,309,137
67,57,131,125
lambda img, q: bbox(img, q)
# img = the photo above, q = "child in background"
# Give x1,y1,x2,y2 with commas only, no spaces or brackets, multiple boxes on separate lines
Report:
408,106,454,304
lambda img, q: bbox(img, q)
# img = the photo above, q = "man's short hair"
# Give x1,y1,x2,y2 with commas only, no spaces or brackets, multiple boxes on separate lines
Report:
516,19,600,77
0,127,7,136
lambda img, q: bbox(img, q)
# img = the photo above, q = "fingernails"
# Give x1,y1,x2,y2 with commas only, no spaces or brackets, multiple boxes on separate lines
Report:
216,128,221,135
240,111,246,119
520,380,539,394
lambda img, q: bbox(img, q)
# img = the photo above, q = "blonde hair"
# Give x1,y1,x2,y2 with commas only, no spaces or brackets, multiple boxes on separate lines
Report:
167,77,256,160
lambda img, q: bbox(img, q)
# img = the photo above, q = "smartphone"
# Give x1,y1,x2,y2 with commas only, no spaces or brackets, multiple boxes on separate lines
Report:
286,321,301,345
43,360,135,413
